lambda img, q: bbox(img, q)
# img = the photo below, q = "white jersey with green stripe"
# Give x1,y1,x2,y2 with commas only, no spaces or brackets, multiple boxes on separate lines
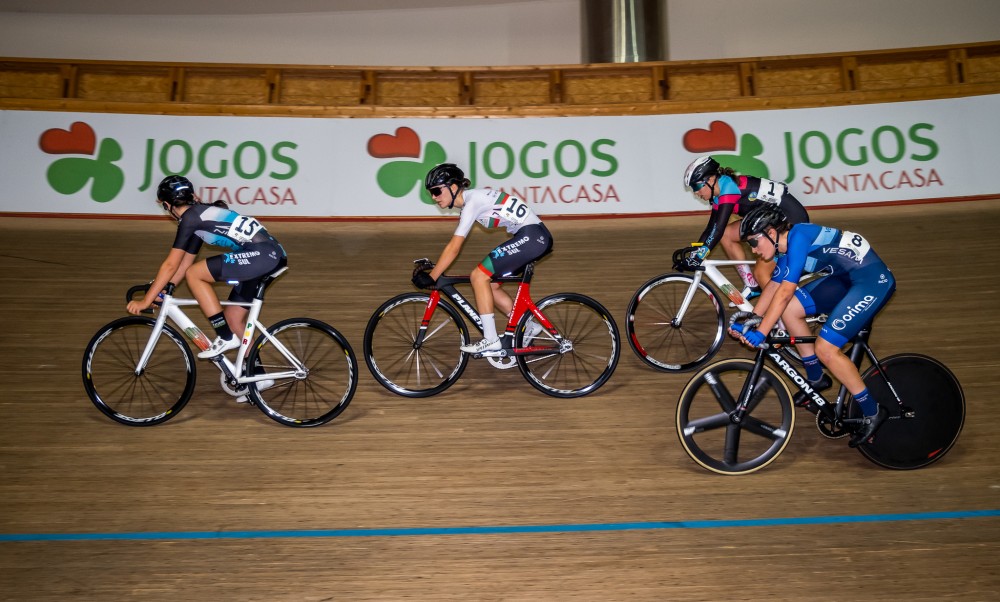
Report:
454,188,542,237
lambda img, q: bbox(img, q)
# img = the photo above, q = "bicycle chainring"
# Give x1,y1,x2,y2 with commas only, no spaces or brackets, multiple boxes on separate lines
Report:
220,372,248,397
487,356,518,370
816,411,850,439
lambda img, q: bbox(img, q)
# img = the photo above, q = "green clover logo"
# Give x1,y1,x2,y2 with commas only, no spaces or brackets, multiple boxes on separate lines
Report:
40,122,125,203
368,127,449,204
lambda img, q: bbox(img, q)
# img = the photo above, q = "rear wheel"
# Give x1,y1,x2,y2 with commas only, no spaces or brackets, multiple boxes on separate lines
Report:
626,273,725,372
364,293,470,397
676,358,795,475
247,318,357,427
855,354,964,469
82,317,195,426
516,294,619,398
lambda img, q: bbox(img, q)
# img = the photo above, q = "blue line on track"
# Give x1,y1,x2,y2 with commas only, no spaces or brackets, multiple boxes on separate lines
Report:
2,509,997,543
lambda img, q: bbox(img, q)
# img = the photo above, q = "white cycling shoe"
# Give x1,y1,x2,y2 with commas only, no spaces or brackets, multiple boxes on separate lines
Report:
198,335,241,359
461,338,502,353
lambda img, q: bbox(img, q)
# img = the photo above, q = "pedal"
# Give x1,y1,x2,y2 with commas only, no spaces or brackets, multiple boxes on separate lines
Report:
475,349,508,359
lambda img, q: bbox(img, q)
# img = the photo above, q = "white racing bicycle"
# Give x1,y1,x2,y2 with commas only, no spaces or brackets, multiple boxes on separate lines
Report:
625,246,822,372
82,267,358,427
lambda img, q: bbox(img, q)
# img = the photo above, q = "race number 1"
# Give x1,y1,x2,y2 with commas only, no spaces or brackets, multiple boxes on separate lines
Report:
754,178,786,204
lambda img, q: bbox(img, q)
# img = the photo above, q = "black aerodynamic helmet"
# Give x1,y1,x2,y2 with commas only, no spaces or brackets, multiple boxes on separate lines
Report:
683,155,720,189
156,175,196,207
424,163,469,190
739,204,788,240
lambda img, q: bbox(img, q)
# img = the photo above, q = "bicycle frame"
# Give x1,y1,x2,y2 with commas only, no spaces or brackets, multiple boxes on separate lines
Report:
736,329,903,428
133,291,305,387
419,263,559,355
676,259,755,324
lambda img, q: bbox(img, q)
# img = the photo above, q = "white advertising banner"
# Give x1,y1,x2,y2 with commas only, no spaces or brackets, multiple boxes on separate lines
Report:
1,94,998,218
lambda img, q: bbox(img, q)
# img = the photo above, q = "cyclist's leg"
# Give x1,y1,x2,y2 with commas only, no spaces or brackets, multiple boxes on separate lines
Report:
187,259,223,319
721,220,758,289
478,224,552,326
813,270,895,394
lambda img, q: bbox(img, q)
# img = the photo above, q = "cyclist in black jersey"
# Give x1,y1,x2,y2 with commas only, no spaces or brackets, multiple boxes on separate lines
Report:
126,175,287,359
681,156,810,297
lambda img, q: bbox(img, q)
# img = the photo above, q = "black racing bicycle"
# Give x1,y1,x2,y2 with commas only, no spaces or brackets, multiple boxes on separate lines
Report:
675,318,965,475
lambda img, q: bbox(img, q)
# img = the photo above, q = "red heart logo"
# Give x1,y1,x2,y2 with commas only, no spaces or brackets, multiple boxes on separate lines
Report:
367,127,421,158
682,121,737,153
39,121,97,155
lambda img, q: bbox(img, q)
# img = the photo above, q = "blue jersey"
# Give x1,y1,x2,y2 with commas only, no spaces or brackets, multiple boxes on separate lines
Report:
774,223,887,284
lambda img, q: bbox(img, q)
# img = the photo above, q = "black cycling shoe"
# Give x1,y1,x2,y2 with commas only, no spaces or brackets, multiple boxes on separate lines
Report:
849,406,888,448
792,373,832,408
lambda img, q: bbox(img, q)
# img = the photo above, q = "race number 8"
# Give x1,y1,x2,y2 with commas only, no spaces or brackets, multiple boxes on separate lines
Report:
840,230,871,262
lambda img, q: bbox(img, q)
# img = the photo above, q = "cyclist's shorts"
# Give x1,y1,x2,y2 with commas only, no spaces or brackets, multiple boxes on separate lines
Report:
478,223,553,278
794,264,895,348
206,243,286,303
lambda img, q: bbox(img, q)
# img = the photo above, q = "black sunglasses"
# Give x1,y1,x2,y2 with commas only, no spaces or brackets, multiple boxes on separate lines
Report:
429,186,446,197
691,180,707,192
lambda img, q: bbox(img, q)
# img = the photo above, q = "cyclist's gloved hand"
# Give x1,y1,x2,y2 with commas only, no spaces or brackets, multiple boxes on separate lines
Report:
411,270,437,290
683,245,709,270
741,328,766,348
728,311,761,335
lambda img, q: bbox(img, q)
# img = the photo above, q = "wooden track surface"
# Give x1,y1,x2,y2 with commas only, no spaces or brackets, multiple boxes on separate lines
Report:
1,200,998,600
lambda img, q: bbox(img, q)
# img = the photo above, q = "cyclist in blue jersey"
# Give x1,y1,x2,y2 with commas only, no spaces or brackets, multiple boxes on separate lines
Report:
412,163,553,354
681,156,810,297
729,205,896,447
126,175,287,359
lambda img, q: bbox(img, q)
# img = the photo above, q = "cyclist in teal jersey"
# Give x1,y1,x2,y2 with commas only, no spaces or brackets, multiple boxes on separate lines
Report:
682,156,810,297
412,164,553,354
126,175,287,359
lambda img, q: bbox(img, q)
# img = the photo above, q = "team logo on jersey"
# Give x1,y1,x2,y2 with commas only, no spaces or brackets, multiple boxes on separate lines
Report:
39,121,125,203
367,127,447,205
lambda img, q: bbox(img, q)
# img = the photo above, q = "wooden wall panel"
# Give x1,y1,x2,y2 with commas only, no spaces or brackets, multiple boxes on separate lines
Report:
0,41,997,115
472,73,551,107
666,67,741,101
183,68,270,105
562,70,653,104
75,66,174,102
375,73,461,106
755,62,844,96
278,70,363,106
0,62,63,99
966,52,1000,84
856,56,950,90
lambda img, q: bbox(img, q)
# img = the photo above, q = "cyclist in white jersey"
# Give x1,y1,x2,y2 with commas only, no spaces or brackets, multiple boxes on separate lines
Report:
412,164,553,354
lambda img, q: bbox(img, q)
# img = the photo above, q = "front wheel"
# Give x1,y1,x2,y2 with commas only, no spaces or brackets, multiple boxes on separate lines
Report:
855,354,964,469
676,358,795,475
247,318,358,427
516,293,620,398
625,273,725,372
82,317,196,426
364,293,471,397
